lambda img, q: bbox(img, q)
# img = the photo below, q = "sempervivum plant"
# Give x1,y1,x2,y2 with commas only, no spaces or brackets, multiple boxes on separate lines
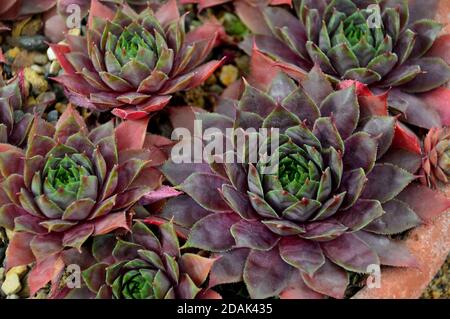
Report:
160,67,450,299
51,0,224,120
0,0,56,20
421,127,450,188
0,106,166,296
0,72,55,147
239,0,450,129
68,220,220,299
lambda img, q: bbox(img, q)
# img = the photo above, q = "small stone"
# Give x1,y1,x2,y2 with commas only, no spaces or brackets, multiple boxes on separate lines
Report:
49,60,61,75
6,294,19,299
33,53,48,65
5,47,21,61
17,35,48,52
219,64,239,87
0,267,5,281
8,265,28,278
47,47,57,61
31,64,45,75
55,103,68,114
1,273,21,295
24,67,49,95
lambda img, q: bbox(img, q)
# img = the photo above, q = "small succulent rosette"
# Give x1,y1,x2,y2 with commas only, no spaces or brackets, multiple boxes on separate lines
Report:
239,0,450,130
180,0,292,11
51,0,224,120
159,67,450,299
421,127,450,188
0,106,166,296
0,72,55,147
59,220,220,299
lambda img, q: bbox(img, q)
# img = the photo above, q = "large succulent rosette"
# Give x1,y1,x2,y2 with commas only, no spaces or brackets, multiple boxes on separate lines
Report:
51,0,224,120
64,220,219,299
159,67,450,298
0,72,55,147
0,0,56,21
239,0,450,129
421,127,450,188
0,106,166,295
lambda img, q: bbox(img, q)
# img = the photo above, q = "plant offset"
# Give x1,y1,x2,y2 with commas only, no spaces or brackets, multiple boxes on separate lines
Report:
0,0,449,299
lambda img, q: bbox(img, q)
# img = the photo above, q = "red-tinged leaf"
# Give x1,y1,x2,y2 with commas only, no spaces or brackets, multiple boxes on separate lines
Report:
49,43,76,75
280,271,325,299
5,232,35,270
93,211,130,235
362,164,417,203
197,289,222,299
209,248,250,287
180,253,217,287
30,234,63,262
302,258,349,299
396,184,450,221
354,231,418,268
184,212,241,252
243,247,294,299
248,48,282,91
428,34,450,64
178,173,230,212
279,236,325,276
231,219,280,250
62,223,95,250
88,0,114,28
56,104,87,136
186,16,226,46
155,0,180,26
115,117,149,151
235,1,272,36
139,96,172,113
28,254,65,296
139,186,183,205
321,233,379,273
391,122,421,155
111,108,149,120
421,87,450,127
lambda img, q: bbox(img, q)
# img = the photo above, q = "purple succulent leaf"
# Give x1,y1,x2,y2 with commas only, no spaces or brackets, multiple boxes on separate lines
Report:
221,185,259,220
243,247,294,299
354,231,418,268
335,199,384,231
365,199,422,235
312,117,344,152
209,248,250,288
343,132,377,173
361,163,417,203
178,173,231,212
279,236,325,276
301,219,348,242
321,233,380,273
184,212,241,252
301,258,349,299
238,81,277,118
161,160,213,186
359,116,395,159
159,195,212,228
401,57,450,93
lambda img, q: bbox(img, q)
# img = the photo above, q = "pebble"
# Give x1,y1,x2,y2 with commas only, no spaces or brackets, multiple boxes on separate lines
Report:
5,229,13,241
8,265,28,278
1,273,21,295
24,67,49,95
219,64,239,86
47,47,57,61
68,28,81,36
17,35,48,52
31,64,46,75
0,267,4,281
33,53,48,65
49,60,61,75
6,294,19,299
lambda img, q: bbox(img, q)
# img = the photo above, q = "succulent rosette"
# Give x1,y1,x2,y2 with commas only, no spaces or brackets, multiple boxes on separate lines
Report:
0,0,56,21
159,67,450,299
51,0,224,120
0,106,167,295
64,220,220,299
0,72,55,147
239,0,450,129
421,127,450,188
